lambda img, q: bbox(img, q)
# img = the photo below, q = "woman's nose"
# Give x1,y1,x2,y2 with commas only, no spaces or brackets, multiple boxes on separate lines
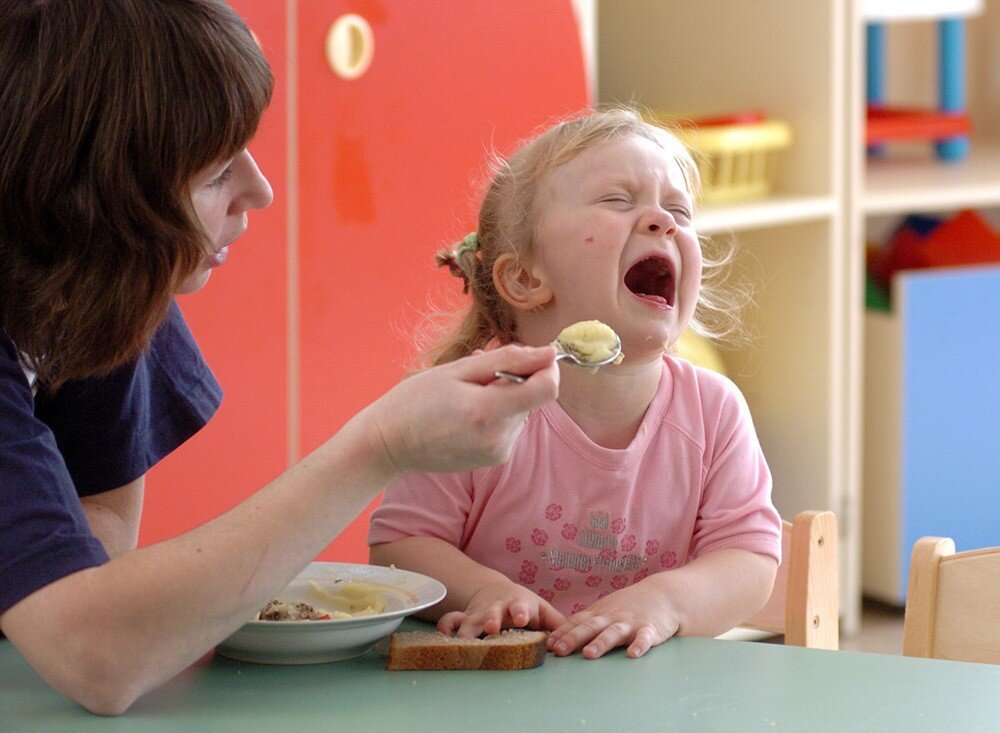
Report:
637,206,676,235
243,153,274,210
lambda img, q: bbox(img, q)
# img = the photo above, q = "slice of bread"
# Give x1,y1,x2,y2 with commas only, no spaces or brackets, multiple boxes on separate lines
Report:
385,629,549,671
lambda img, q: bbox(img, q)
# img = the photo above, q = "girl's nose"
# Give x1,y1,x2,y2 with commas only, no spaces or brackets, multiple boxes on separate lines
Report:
637,207,676,235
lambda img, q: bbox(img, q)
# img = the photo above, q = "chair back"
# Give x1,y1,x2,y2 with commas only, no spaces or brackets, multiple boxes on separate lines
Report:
741,510,839,649
903,537,1000,664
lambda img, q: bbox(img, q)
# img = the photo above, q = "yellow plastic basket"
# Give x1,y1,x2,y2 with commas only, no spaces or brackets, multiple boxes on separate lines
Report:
650,112,793,203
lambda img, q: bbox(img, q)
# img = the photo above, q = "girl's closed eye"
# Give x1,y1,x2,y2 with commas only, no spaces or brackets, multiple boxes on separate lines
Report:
600,193,632,207
670,207,692,223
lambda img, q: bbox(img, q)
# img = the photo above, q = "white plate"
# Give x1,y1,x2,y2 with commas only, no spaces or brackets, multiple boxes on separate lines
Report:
216,562,445,665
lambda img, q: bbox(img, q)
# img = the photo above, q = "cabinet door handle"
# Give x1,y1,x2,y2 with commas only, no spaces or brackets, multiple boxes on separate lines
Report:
325,13,374,80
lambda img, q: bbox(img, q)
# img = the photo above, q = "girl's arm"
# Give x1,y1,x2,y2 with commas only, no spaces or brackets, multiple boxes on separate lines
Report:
370,536,566,636
548,548,776,659
0,345,557,716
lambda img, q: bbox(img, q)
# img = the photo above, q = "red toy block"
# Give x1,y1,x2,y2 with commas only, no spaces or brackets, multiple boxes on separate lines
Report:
866,107,971,145
869,225,926,286
920,210,1000,269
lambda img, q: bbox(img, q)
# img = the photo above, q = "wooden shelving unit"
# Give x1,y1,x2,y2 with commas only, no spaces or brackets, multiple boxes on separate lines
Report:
851,1,1000,605
698,195,838,236
864,138,1000,214
597,0,1000,634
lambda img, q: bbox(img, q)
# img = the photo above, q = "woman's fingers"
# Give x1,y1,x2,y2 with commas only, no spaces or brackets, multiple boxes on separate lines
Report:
367,344,558,476
458,345,558,388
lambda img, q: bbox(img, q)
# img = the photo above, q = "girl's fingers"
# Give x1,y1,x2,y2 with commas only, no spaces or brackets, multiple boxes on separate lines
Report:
480,602,506,635
626,624,658,658
507,600,531,628
538,603,568,632
456,612,484,638
550,615,609,656
437,611,465,635
582,621,632,660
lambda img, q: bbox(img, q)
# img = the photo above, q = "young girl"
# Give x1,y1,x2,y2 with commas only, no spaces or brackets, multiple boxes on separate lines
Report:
369,108,781,661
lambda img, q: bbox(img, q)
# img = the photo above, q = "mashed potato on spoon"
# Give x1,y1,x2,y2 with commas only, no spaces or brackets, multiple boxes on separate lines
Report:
553,320,624,365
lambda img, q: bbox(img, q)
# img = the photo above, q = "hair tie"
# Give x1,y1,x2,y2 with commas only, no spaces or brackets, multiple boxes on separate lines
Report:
435,232,479,294
457,231,479,259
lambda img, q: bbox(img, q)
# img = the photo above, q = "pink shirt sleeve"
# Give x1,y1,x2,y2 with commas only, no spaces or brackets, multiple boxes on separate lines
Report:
367,470,474,547
689,371,781,564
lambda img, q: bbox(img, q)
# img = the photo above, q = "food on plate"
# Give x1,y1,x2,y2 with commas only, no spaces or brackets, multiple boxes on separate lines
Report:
257,599,333,621
553,320,624,365
256,579,397,621
307,579,391,616
385,629,549,670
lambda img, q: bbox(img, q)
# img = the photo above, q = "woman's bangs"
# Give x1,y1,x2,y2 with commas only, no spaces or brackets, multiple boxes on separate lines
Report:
170,7,273,174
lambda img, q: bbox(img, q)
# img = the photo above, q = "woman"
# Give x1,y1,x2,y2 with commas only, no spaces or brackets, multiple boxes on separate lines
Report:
0,0,558,715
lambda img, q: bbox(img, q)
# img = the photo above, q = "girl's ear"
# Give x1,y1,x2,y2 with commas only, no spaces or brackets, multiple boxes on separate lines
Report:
493,252,553,310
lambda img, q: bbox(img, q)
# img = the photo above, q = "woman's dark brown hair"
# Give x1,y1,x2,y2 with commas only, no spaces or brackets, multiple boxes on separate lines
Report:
0,0,272,388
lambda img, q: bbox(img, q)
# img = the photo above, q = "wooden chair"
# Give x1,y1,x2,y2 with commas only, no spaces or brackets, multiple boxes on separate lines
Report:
731,510,839,649
903,537,1000,664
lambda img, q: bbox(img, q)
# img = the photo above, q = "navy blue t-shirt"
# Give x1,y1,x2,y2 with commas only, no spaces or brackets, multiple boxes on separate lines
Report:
0,301,221,614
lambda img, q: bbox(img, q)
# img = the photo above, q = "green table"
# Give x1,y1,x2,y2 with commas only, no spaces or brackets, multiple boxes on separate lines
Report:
3,622,1000,732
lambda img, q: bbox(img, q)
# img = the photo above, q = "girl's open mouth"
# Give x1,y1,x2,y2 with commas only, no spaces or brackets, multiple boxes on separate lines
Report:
624,255,675,308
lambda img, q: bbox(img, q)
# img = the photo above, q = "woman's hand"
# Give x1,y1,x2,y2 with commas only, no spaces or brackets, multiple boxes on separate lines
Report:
362,345,558,476
436,578,567,638
547,580,681,659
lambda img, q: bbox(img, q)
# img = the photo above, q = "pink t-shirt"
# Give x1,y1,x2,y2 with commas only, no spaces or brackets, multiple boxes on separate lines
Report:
368,356,781,616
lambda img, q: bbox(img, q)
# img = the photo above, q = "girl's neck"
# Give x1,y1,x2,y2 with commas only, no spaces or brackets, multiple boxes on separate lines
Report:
555,356,663,449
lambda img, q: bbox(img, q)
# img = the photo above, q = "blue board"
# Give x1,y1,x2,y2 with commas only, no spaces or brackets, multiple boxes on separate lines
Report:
900,266,1000,595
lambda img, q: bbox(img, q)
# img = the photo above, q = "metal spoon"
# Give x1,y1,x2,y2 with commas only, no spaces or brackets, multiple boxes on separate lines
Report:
493,334,623,383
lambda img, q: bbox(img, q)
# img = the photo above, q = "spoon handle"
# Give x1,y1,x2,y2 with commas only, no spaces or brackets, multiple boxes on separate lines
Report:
493,370,526,383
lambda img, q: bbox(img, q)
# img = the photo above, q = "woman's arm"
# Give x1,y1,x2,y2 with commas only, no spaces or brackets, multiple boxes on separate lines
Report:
80,478,145,559
371,536,566,636
0,345,558,716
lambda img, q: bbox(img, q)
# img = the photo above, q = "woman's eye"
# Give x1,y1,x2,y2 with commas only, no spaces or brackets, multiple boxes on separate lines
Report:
208,166,234,188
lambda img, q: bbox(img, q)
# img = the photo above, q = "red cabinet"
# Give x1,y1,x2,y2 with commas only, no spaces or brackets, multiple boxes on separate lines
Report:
140,0,289,546
142,1,588,562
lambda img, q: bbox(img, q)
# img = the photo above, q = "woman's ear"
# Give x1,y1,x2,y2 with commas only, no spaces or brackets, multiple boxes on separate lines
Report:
493,252,553,311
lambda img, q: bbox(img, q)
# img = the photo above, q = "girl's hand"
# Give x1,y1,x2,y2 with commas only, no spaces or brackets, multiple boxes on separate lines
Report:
362,345,558,476
436,579,567,638
547,580,680,659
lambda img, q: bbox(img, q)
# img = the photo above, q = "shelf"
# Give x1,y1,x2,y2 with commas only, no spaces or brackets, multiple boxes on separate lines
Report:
698,194,836,235
864,139,1000,215
862,0,983,22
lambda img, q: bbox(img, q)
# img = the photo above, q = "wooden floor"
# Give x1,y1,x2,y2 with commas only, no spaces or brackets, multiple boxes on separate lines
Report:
840,600,906,655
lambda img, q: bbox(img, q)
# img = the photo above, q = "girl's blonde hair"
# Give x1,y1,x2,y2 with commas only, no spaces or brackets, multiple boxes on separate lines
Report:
427,107,742,366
